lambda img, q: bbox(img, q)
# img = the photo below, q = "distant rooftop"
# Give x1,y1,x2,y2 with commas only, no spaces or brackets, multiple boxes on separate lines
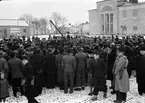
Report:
0,19,29,27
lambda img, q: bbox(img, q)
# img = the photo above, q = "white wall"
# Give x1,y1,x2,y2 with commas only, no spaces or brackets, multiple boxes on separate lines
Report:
118,4,145,35
89,9,100,35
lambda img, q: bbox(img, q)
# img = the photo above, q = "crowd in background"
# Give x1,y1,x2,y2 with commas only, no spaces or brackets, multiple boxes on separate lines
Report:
0,34,145,103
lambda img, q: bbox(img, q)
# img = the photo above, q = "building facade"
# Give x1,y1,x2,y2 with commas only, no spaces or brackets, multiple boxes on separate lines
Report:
0,19,30,38
68,22,89,34
89,0,145,36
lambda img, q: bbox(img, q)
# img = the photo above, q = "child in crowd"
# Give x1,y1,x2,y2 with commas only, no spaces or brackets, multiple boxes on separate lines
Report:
0,72,9,102
91,52,108,101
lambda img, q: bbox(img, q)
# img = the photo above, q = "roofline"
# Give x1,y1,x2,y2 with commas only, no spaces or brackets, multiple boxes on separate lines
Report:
0,19,25,21
88,9,97,12
118,1,145,7
0,25,29,27
97,0,111,3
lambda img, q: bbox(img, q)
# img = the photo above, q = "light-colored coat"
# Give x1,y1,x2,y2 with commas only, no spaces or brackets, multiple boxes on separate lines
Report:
113,55,129,93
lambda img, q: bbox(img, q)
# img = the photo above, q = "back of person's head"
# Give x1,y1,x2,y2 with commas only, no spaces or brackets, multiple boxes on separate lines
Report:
118,46,126,52
22,55,28,60
66,49,71,54
10,51,15,58
59,48,64,54
34,49,40,54
0,51,3,57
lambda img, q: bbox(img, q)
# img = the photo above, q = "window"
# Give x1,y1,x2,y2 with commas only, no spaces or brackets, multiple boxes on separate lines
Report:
133,9,138,17
110,13,113,23
23,29,26,33
106,14,109,33
133,26,137,31
101,14,104,32
110,13,113,33
123,10,127,18
122,26,127,31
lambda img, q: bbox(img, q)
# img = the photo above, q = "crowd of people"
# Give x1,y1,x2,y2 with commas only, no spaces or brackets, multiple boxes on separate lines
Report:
0,34,145,103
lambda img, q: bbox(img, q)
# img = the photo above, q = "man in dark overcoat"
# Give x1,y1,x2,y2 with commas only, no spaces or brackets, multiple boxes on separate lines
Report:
56,48,64,90
30,49,44,96
43,48,56,89
133,46,145,95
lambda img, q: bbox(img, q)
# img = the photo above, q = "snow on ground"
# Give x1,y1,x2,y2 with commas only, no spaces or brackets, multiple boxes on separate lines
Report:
2,77,145,103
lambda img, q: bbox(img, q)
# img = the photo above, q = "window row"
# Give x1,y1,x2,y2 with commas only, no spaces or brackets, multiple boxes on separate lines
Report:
121,26,138,31
123,9,138,18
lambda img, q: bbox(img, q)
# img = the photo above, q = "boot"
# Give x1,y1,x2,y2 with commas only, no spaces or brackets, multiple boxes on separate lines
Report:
103,92,107,98
88,92,93,96
122,93,127,102
91,96,98,101
114,92,121,102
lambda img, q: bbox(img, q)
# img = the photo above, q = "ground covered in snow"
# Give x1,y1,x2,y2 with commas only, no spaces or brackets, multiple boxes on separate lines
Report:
2,77,145,103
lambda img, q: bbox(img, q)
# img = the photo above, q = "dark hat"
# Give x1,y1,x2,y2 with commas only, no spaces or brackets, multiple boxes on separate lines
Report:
117,46,126,53
140,46,145,51
87,50,94,54
47,48,52,53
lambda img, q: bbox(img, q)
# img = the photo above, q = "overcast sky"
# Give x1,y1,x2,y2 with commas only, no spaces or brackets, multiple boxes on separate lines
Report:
0,0,144,25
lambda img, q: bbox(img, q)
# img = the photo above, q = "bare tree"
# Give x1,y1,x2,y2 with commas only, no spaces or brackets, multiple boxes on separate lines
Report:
19,13,33,26
19,13,35,35
40,17,48,35
33,18,41,34
50,12,67,33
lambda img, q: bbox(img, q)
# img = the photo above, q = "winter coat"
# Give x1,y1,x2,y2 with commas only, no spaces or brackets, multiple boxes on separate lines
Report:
56,53,64,83
0,79,9,98
75,52,87,71
91,58,107,86
23,63,33,87
113,55,129,93
133,55,145,84
8,57,24,79
30,54,44,86
0,57,9,78
30,54,44,76
43,53,56,73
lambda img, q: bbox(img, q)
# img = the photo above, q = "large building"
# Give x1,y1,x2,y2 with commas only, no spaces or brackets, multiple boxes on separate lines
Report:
88,0,145,36
68,22,89,34
0,19,30,38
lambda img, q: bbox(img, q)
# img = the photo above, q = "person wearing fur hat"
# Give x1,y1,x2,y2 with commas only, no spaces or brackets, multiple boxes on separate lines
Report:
133,46,145,95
